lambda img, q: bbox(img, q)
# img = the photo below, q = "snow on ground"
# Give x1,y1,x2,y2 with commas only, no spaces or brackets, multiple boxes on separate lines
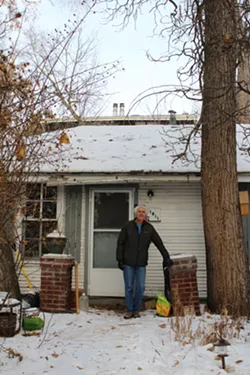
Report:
1,309,250,375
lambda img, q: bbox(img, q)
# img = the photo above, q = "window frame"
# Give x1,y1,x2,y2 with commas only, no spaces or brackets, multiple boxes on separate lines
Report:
22,183,58,257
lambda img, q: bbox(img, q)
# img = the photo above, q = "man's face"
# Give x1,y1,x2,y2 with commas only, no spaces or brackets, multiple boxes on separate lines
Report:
136,207,146,221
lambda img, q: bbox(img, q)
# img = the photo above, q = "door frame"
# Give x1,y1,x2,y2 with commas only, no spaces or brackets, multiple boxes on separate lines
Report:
87,187,135,296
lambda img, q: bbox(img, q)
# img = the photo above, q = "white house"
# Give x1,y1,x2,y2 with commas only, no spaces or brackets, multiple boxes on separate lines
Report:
18,114,250,300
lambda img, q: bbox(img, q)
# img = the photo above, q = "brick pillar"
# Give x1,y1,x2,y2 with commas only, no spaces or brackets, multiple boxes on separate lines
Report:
40,255,75,313
169,255,200,316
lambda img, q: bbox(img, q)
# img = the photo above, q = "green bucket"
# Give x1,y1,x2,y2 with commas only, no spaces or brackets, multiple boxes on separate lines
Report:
23,317,44,331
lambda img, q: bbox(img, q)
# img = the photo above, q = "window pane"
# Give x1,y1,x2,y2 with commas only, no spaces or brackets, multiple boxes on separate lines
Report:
42,221,58,240
93,232,118,268
22,183,58,257
41,221,58,254
94,192,129,229
43,186,57,200
42,202,57,219
25,201,40,219
23,221,40,239
24,240,39,257
26,183,41,200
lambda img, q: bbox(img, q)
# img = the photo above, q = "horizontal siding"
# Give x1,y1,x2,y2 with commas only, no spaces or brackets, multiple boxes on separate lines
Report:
138,182,207,298
19,185,85,294
20,181,206,300
19,260,41,294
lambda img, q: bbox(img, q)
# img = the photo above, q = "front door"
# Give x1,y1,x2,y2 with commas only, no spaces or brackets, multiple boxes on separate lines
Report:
88,189,134,296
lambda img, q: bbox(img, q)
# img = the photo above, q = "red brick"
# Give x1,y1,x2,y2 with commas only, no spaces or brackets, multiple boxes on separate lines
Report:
170,256,200,316
40,258,54,263
50,264,64,269
41,272,54,277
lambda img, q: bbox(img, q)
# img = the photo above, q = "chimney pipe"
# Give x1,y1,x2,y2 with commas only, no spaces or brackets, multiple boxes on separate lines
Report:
119,103,125,117
168,110,177,125
113,103,118,116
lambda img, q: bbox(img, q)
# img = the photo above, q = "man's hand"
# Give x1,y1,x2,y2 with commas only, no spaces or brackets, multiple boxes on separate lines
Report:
118,261,124,271
163,257,173,269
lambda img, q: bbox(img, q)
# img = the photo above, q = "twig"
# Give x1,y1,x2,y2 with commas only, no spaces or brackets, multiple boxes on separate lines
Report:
37,313,54,348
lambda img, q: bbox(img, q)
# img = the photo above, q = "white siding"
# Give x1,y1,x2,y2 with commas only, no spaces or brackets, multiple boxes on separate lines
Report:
19,260,41,293
138,182,207,298
19,185,86,294
20,181,207,299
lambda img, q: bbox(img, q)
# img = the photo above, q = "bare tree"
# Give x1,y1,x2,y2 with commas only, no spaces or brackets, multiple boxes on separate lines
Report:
25,20,121,120
0,0,119,299
91,0,250,316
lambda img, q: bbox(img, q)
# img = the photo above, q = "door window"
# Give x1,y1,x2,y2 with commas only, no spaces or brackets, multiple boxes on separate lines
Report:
94,192,129,229
93,192,129,268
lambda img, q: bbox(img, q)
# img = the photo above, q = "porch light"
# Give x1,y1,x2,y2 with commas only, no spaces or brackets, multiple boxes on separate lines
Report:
214,338,231,370
147,189,154,198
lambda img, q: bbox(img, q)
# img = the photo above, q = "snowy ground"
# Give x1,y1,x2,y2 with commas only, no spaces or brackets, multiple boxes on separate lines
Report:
1,309,250,375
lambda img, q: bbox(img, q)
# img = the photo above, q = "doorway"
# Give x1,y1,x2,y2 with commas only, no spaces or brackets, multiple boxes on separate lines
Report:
88,188,134,296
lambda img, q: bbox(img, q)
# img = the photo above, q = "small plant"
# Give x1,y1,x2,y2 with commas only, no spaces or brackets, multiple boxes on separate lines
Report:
0,344,23,361
170,304,248,345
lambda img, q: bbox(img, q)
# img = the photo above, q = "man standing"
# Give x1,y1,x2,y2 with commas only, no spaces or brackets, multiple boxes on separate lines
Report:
116,205,173,319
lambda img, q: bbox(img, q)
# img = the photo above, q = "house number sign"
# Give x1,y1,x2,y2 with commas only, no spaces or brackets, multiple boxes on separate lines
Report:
147,208,161,222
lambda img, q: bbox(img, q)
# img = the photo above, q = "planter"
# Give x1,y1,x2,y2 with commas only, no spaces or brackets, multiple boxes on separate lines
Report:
44,230,67,254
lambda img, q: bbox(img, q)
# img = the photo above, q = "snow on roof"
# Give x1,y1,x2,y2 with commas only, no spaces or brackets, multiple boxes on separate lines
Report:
38,124,250,174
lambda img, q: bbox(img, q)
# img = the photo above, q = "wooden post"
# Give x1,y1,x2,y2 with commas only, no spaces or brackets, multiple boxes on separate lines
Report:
75,262,80,314
239,191,249,216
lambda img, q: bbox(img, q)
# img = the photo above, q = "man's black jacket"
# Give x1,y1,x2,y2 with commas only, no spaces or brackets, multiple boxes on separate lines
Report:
116,219,170,267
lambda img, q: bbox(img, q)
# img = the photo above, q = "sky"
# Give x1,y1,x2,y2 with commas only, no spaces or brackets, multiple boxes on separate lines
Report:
27,0,197,117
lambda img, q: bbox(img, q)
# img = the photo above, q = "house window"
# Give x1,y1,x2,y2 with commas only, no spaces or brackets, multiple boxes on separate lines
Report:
22,183,57,257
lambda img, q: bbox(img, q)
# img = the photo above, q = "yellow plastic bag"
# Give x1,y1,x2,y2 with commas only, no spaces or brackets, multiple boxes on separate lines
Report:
156,292,171,317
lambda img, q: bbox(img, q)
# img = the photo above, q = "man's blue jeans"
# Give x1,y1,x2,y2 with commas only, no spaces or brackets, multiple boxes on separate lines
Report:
123,265,146,313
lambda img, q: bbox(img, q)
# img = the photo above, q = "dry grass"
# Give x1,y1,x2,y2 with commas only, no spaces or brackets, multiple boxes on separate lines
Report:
170,305,248,345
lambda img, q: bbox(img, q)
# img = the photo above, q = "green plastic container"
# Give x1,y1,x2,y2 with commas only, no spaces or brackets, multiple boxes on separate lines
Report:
23,317,44,331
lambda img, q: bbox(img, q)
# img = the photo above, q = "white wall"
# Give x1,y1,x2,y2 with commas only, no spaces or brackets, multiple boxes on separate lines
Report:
138,182,207,298
19,185,65,293
20,181,207,299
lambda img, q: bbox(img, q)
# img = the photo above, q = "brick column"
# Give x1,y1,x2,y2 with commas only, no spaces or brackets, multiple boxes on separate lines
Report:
169,254,200,316
40,255,75,313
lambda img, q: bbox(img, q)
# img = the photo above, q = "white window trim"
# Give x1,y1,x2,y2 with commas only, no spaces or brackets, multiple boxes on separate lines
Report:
22,183,60,257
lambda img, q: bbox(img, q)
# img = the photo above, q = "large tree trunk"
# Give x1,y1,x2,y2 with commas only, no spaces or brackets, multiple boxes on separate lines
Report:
0,182,21,300
0,244,21,300
236,50,250,124
202,0,250,316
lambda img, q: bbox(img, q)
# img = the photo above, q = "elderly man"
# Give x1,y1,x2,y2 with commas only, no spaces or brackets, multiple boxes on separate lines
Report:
116,205,173,319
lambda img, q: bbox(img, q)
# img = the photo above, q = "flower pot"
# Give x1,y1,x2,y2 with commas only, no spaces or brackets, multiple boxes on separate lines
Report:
44,230,67,254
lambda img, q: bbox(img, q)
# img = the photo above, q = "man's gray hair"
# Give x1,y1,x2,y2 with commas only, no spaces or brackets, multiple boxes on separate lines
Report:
134,205,147,217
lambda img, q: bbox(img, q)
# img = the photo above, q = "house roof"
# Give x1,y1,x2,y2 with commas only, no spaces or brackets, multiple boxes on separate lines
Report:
39,124,250,174
44,113,197,131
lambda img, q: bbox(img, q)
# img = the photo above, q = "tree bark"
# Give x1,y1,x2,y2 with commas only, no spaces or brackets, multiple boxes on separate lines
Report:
0,182,21,300
202,0,250,316
0,245,21,300
236,50,250,123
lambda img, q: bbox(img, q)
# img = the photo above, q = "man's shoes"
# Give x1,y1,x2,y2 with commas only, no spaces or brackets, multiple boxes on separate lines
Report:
133,312,141,318
124,312,133,319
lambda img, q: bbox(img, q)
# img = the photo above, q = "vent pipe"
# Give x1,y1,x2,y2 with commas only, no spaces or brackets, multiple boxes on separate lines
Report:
119,103,125,117
113,103,118,116
168,110,177,125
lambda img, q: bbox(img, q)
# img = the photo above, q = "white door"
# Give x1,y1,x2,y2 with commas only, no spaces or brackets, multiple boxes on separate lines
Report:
88,189,134,296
